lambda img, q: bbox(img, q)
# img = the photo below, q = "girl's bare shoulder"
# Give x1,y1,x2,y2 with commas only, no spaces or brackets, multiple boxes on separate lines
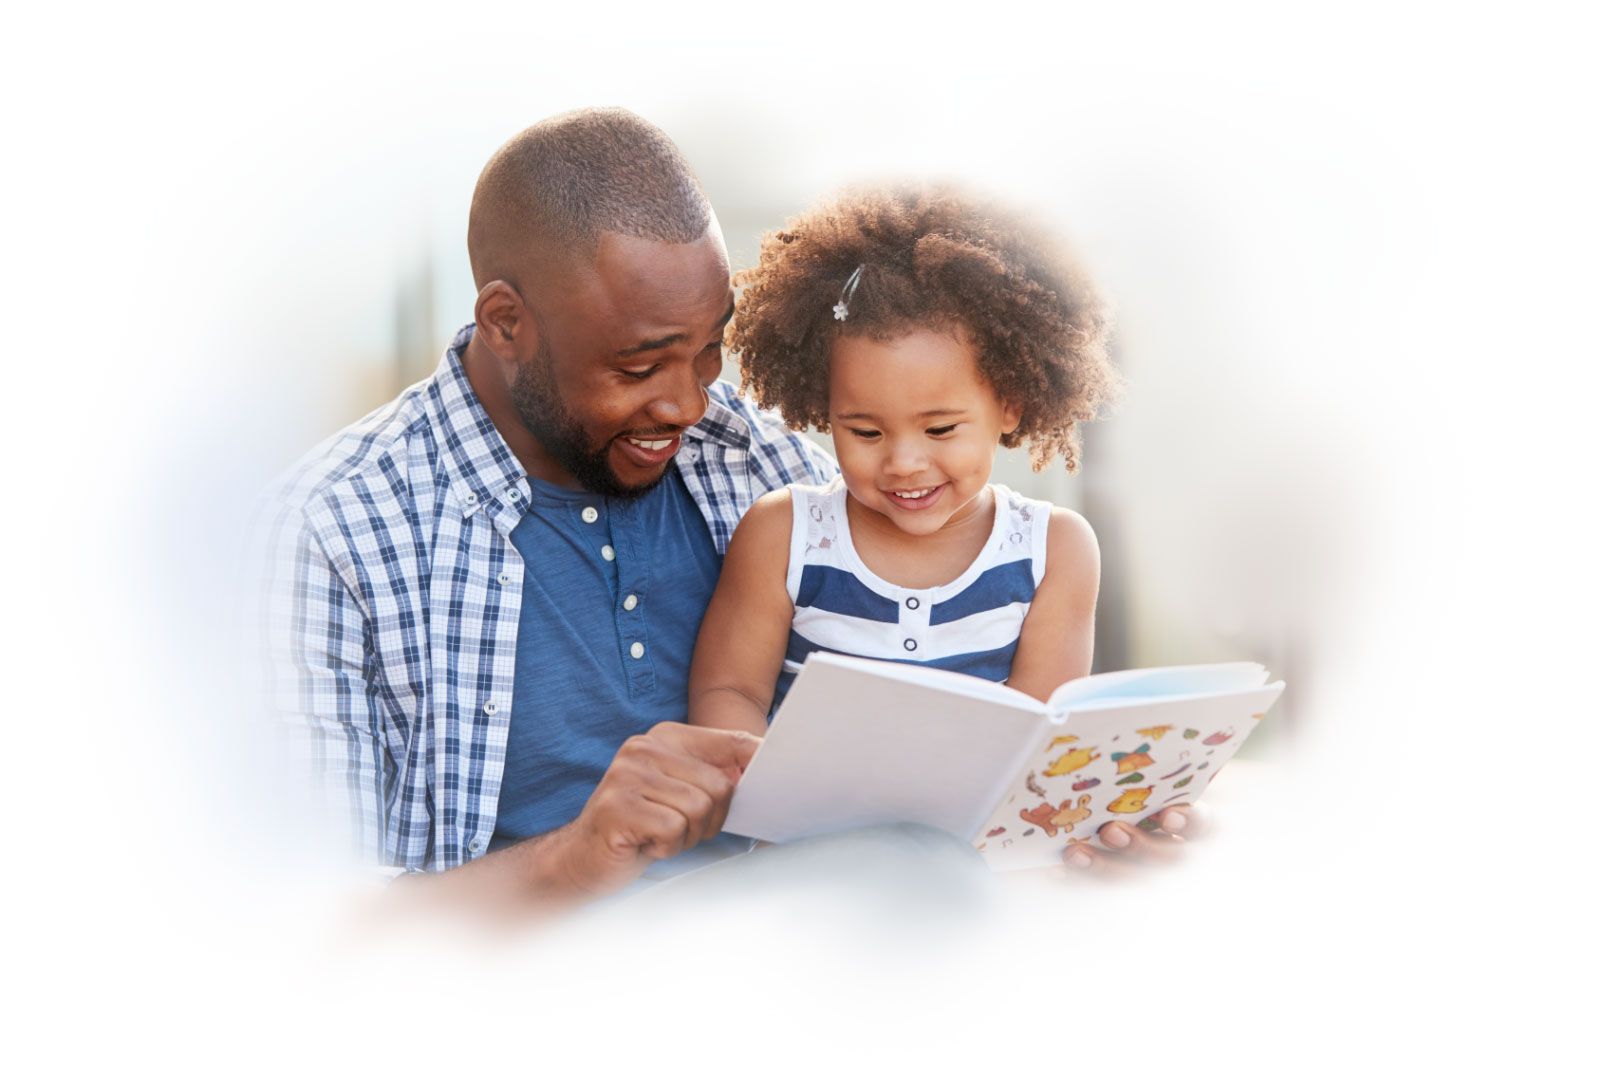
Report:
1044,506,1100,585
728,487,795,554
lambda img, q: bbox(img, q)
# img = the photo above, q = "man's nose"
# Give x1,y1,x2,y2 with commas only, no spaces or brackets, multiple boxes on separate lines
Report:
646,366,709,429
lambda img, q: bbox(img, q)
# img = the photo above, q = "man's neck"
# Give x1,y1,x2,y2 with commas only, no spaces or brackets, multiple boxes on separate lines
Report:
461,332,582,489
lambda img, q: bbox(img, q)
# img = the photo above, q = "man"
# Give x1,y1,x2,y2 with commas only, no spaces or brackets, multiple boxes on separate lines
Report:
263,108,1187,914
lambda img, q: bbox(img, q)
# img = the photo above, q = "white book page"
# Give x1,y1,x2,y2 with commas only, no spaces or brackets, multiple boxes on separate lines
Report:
725,654,1049,844
807,653,1048,711
1048,662,1268,709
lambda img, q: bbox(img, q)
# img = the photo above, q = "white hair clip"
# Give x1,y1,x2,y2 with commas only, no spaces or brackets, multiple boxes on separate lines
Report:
832,264,865,321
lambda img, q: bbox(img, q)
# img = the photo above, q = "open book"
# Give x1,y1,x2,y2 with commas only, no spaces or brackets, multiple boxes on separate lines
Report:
724,653,1285,871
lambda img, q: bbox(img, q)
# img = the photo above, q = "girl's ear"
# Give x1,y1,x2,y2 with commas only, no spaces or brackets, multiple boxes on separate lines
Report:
1000,399,1023,436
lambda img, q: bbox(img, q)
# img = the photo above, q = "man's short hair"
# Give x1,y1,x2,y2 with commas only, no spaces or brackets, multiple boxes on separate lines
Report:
468,107,713,288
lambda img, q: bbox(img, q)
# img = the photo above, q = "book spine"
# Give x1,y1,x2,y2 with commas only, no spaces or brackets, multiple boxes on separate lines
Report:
963,715,1054,843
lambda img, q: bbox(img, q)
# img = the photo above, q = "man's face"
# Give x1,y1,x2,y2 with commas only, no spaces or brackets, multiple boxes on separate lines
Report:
509,227,733,498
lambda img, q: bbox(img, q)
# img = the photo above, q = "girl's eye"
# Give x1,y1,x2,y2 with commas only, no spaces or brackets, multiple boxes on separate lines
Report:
848,428,882,440
927,424,958,437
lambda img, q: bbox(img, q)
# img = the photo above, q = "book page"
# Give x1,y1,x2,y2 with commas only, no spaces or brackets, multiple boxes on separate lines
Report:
724,654,1049,844
974,682,1285,871
1048,662,1268,708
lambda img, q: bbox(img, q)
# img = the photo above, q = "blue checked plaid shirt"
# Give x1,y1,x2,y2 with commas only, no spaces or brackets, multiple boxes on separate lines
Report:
261,324,836,872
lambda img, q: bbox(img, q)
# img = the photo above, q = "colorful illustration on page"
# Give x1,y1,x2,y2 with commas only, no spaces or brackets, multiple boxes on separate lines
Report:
1111,743,1154,774
1019,795,1096,837
1107,786,1153,814
1044,747,1099,777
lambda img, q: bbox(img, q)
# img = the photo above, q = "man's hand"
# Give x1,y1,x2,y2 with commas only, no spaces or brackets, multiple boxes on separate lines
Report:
384,722,759,921
549,722,761,898
1059,803,1203,877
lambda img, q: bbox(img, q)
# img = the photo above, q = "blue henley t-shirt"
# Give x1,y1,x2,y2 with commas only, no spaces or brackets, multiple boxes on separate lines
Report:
489,465,724,849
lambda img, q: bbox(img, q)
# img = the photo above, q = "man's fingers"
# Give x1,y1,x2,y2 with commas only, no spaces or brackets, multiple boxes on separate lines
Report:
1059,839,1143,880
625,798,695,861
620,737,739,808
1061,804,1206,878
1061,840,1099,871
1157,802,1205,838
582,724,763,871
649,721,762,778
635,768,724,848
1095,819,1186,863
609,732,746,845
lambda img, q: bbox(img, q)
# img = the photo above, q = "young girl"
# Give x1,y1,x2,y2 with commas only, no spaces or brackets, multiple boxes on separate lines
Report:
689,186,1115,734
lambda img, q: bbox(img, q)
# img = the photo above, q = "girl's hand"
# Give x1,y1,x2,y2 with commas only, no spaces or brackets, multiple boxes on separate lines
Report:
1059,803,1203,877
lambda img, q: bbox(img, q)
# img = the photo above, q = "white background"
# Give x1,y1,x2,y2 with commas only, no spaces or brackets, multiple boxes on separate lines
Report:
5,2,1597,1062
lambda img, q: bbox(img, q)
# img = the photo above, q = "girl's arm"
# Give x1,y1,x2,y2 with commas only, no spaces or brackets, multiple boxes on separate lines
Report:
688,489,796,736
1006,507,1101,702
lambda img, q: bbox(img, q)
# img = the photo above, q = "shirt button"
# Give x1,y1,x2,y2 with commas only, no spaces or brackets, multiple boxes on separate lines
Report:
623,594,638,611
463,491,478,506
469,838,485,854
581,506,599,524
507,488,521,502
903,638,918,652
905,596,920,610
483,700,500,715
497,572,511,585
630,642,645,660
601,544,616,562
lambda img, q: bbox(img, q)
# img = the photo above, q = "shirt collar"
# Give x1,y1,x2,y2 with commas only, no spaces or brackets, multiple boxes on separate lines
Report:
685,381,752,449
425,324,530,528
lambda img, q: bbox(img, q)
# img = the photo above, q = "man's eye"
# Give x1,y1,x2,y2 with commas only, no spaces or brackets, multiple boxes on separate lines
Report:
620,366,659,381
849,428,881,440
928,424,958,437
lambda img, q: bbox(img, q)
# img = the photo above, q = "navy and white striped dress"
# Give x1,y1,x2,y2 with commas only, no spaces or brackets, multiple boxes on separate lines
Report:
774,476,1051,707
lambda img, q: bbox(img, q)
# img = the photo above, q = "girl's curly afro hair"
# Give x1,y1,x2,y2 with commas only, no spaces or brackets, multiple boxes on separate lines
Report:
728,185,1116,471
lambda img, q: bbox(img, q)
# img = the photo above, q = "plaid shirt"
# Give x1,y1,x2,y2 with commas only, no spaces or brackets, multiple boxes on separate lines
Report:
260,324,836,872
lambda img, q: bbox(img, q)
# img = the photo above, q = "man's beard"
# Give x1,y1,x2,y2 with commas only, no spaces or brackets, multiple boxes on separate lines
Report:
508,343,664,500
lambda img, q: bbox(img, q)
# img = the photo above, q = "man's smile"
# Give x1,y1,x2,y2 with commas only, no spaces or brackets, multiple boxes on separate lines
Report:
615,432,682,467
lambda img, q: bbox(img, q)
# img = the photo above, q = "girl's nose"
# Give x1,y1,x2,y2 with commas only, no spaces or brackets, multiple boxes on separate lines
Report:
883,440,928,477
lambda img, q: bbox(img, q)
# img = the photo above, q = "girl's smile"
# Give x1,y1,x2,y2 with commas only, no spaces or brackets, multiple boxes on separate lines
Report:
829,327,1020,540
883,482,947,510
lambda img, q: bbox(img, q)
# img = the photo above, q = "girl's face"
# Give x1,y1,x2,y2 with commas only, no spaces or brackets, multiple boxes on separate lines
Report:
828,327,1021,538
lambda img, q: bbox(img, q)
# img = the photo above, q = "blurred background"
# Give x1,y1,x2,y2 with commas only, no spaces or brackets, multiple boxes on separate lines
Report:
217,63,1387,755
7,1,1598,1061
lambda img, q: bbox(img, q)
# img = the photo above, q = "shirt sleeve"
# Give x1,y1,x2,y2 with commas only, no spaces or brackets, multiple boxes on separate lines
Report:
258,499,393,867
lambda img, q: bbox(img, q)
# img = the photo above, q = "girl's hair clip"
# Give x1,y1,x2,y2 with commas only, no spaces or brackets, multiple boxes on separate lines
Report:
832,264,865,321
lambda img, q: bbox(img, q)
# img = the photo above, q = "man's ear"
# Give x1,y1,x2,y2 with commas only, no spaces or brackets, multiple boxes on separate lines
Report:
473,280,535,365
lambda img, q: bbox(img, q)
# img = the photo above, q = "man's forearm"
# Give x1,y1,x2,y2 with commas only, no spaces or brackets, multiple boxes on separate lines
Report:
387,822,596,917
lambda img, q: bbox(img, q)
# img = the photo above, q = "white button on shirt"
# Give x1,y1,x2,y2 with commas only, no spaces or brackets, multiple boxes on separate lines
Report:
623,594,638,611
601,544,615,561
581,506,599,523
629,642,645,659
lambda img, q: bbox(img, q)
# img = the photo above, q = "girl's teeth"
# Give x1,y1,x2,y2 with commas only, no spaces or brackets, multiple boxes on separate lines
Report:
893,488,933,499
